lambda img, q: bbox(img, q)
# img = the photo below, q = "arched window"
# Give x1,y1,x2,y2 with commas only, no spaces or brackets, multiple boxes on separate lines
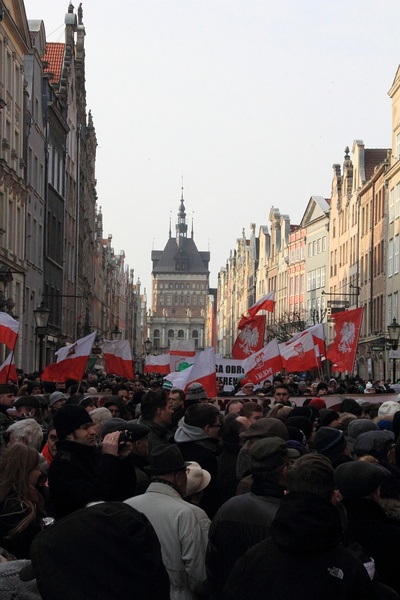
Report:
153,329,160,348
168,329,174,339
192,329,199,348
178,329,184,339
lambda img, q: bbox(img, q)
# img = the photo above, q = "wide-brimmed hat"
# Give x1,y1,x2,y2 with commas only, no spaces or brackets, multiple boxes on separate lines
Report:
184,461,211,497
146,444,189,474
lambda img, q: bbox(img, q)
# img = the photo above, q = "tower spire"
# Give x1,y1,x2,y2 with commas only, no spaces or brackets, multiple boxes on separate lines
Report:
176,181,187,244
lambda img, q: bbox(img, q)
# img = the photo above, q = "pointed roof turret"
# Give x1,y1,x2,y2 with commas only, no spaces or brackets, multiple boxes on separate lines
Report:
176,185,188,245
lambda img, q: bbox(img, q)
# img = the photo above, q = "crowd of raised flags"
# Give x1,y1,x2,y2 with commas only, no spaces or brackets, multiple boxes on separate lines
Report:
0,292,364,387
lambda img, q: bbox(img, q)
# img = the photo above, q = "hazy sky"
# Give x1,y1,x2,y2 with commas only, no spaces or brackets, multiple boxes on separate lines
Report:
23,0,400,296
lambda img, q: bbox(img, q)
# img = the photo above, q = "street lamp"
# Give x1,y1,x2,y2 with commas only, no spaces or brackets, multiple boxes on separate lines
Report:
144,337,152,355
387,318,400,383
33,301,50,373
111,325,122,340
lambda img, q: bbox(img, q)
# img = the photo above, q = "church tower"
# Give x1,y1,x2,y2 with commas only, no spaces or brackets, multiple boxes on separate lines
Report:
148,189,210,352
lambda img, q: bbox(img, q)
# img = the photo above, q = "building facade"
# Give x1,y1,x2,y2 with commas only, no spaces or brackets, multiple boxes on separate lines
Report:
148,192,210,353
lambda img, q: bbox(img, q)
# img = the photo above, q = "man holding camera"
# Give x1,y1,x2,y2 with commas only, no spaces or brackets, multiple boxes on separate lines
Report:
48,404,137,518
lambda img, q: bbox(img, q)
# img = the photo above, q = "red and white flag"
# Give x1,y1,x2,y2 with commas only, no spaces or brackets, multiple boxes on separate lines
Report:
289,323,326,367
144,353,171,375
279,330,319,373
326,307,364,373
41,331,97,382
0,353,18,383
248,291,276,317
101,339,134,379
242,338,283,384
169,339,196,372
232,315,265,359
166,347,217,399
0,313,19,350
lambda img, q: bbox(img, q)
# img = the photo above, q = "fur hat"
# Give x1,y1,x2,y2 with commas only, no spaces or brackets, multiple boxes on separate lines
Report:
53,404,93,440
13,395,41,409
335,461,389,498
313,427,346,455
186,382,207,401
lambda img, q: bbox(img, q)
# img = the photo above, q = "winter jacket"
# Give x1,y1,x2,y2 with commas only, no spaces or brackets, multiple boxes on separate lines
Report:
48,440,137,519
29,502,170,600
125,482,210,600
207,479,285,598
175,423,220,518
141,419,174,453
223,491,375,600
0,495,43,559
341,496,400,593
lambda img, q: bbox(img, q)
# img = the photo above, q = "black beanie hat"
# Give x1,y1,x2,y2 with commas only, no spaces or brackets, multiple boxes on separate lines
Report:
53,404,93,440
313,426,346,455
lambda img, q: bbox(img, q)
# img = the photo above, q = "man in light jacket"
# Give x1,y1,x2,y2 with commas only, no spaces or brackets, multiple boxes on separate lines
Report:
125,444,210,600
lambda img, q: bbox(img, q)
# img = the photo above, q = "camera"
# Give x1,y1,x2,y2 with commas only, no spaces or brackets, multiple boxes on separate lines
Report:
118,430,135,446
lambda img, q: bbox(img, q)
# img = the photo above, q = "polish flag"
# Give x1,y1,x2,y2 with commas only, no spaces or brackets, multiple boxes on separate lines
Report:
0,313,19,350
289,323,326,367
0,353,18,383
232,315,265,359
326,307,364,373
166,347,217,399
279,330,319,372
242,338,283,384
41,331,97,382
248,291,276,317
101,339,134,379
144,353,171,375
169,339,196,372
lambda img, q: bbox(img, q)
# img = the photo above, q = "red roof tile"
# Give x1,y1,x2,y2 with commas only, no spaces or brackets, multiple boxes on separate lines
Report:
43,42,65,84
364,149,388,181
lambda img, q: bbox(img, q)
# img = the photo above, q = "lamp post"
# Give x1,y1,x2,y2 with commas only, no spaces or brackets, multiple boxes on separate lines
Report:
111,325,122,341
33,302,50,373
387,318,400,383
144,337,152,355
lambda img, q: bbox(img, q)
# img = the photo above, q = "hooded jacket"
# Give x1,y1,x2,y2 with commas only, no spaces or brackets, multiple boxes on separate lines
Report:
174,423,220,518
222,491,374,600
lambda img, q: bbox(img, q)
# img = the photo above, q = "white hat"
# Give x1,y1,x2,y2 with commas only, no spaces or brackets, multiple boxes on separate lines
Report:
378,400,400,417
184,461,211,498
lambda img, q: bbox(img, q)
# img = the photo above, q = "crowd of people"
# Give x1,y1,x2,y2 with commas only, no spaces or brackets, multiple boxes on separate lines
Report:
1,370,400,598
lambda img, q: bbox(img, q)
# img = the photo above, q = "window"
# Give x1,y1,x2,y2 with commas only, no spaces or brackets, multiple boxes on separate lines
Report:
389,188,395,223
178,330,184,338
322,236,326,252
396,183,400,219
317,239,321,254
321,266,326,288
168,329,174,339
395,235,399,274
389,238,394,277
313,241,317,255
395,292,399,321
397,133,400,159
308,243,312,257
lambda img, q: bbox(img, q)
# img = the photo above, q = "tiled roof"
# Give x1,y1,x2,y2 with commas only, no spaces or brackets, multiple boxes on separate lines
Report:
364,149,388,181
43,42,65,84
152,237,210,274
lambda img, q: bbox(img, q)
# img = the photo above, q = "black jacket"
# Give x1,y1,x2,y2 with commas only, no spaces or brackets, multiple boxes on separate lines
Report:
342,496,400,594
207,479,284,598
48,440,137,519
223,491,375,600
